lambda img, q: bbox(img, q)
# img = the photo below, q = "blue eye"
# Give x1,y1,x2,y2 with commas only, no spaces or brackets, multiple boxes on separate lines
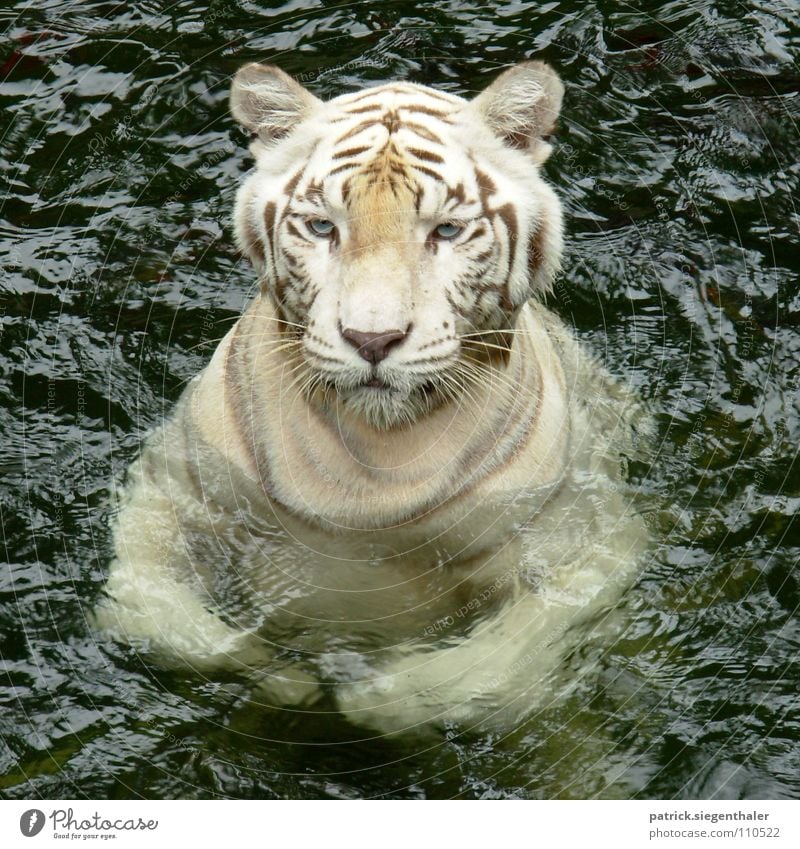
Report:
434,222,462,240
308,218,335,237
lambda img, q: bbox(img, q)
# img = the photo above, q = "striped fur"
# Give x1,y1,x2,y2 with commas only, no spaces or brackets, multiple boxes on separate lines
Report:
231,63,563,428
95,64,648,735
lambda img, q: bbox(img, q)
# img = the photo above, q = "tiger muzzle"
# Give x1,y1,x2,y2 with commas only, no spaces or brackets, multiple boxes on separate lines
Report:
341,327,409,364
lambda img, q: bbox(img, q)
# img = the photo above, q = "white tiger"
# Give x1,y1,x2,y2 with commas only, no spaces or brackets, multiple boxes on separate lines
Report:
95,61,648,734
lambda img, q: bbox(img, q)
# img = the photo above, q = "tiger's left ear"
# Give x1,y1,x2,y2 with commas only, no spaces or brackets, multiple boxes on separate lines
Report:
471,61,563,163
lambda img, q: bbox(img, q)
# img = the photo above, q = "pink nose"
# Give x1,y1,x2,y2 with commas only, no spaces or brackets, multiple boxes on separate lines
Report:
341,328,408,364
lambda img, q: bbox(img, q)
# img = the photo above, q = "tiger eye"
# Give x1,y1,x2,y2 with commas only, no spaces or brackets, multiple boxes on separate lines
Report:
308,218,335,237
433,222,462,240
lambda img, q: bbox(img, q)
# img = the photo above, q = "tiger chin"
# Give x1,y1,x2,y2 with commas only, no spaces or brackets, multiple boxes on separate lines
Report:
95,61,649,735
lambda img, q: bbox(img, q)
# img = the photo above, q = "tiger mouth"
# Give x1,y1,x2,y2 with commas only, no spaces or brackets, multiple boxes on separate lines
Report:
307,369,451,429
358,375,438,394
355,373,442,395
364,376,388,389
314,370,446,407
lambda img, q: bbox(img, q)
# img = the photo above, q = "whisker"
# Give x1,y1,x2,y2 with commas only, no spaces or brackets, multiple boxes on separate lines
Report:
458,328,526,338
243,314,308,330
461,340,514,355
183,332,305,354
434,368,481,414
456,357,523,398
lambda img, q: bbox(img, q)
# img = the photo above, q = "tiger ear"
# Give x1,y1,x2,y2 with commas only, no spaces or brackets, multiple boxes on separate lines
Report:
230,63,321,140
471,61,563,162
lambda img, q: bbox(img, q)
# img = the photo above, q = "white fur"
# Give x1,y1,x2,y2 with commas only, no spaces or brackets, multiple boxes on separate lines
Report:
95,63,649,735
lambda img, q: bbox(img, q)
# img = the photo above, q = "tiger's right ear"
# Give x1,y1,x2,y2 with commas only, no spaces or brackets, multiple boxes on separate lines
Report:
471,61,564,163
230,64,321,140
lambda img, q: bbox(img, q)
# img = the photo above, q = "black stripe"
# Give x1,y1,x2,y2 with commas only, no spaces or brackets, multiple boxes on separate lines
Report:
402,122,444,144
283,167,304,197
463,224,487,244
264,201,278,274
409,163,444,182
335,121,376,144
401,104,453,121
243,215,265,265
528,220,548,281
475,167,498,202
332,144,372,159
285,218,313,241
445,182,466,204
346,104,383,114
329,161,361,177
407,146,444,164
494,202,519,310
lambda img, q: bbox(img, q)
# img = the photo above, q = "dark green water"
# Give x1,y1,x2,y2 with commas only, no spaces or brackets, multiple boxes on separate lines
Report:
1,0,799,799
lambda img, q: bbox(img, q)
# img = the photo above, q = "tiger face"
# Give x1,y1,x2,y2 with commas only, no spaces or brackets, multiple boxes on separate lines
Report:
231,62,564,429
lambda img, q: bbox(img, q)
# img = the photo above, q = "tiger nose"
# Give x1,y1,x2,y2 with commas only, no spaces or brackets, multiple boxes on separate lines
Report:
341,327,408,364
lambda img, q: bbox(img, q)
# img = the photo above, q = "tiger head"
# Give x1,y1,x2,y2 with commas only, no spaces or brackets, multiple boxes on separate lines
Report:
230,61,564,429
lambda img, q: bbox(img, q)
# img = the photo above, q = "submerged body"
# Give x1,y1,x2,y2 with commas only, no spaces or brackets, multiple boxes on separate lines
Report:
97,61,648,734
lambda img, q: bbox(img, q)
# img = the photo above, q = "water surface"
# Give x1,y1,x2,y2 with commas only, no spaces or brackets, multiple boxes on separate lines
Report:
1,0,799,799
